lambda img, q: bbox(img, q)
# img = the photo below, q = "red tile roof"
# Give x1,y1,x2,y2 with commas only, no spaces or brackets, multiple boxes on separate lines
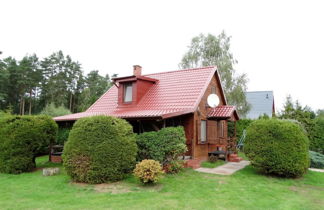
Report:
207,105,239,120
54,67,219,121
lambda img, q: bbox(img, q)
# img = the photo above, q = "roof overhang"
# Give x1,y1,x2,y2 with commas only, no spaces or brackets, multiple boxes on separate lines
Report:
112,75,158,83
207,105,239,121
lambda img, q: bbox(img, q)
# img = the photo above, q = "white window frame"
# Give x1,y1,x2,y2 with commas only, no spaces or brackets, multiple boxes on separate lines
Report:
201,120,207,143
124,83,133,103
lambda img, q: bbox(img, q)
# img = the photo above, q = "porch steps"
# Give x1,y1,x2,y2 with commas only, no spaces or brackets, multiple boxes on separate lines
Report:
228,154,243,162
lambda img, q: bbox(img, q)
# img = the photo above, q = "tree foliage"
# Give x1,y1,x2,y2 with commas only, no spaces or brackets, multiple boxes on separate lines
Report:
40,102,72,117
0,51,115,115
179,32,250,116
77,70,112,112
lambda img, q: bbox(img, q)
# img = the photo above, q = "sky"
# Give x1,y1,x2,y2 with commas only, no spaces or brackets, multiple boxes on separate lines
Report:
1,0,323,112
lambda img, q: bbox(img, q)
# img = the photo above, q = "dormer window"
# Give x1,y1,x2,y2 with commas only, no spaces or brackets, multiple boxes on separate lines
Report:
112,65,158,106
124,83,133,102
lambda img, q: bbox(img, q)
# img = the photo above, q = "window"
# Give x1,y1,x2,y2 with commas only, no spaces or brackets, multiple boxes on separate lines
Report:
217,121,224,138
201,120,207,143
124,83,133,102
211,86,216,94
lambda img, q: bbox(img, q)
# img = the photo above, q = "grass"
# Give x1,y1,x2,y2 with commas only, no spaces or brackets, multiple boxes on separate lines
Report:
0,156,324,210
200,160,225,168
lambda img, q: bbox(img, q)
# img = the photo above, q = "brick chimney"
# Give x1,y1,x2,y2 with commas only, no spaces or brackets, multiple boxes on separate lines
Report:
133,65,142,76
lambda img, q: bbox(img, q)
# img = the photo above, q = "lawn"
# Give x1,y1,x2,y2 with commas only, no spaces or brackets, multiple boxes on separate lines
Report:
0,156,323,210
200,160,225,168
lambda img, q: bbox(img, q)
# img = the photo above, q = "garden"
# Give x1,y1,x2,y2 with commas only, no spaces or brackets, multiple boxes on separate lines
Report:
0,114,324,210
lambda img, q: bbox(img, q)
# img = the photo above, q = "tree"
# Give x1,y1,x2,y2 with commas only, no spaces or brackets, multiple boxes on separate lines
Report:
40,102,72,117
179,32,250,116
317,109,324,119
0,58,9,110
77,70,113,112
40,51,83,112
18,55,42,115
280,95,316,137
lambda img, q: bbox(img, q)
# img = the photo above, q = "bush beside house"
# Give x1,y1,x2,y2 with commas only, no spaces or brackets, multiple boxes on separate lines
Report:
57,127,71,145
244,119,309,178
136,127,187,167
0,115,57,174
62,116,137,184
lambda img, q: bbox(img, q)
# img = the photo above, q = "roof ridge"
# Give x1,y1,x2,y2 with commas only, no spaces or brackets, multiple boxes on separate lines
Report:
144,66,216,77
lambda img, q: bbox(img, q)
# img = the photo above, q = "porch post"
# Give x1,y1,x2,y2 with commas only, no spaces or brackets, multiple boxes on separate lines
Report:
234,121,237,138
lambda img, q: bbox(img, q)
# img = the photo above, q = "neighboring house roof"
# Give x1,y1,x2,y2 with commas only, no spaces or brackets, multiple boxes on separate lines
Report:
54,66,227,121
245,91,275,119
208,105,239,121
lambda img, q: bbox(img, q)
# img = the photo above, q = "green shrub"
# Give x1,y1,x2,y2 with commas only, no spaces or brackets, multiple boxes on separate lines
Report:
136,127,187,166
57,127,71,145
244,119,309,178
209,155,219,163
228,119,254,139
310,118,324,154
164,160,184,174
309,151,324,169
62,116,137,184
0,115,58,174
133,159,164,184
41,103,71,117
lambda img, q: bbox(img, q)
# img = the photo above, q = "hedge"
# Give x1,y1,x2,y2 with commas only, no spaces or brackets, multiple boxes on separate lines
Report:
62,116,137,184
136,126,187,166
244,119,309,178
309,151,324,169
310,118,324,154
0,115,58,174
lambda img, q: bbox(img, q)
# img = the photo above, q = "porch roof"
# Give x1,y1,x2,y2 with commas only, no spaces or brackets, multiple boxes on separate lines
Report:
207,105,239,121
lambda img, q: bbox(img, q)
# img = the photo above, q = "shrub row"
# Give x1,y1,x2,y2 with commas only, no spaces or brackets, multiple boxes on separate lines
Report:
0,115,57,174
244,119,309,178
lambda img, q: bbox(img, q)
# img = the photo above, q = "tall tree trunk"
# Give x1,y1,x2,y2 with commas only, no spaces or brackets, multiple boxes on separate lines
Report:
29,89,32,115
22,98,25,115
19,96,23,115
69,93,73,111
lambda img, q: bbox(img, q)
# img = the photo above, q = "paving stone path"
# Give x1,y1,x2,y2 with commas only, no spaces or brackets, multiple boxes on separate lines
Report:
195,160,250,175
309,168,324,173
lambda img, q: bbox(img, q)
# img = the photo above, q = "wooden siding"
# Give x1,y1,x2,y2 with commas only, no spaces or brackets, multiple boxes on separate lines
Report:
192,73,228,159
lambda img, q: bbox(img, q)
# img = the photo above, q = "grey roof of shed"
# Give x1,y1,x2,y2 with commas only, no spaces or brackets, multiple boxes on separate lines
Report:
245,91,275,119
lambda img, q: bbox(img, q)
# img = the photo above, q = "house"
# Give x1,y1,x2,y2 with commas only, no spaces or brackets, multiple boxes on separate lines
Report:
244,91,275,119
54,65,240,165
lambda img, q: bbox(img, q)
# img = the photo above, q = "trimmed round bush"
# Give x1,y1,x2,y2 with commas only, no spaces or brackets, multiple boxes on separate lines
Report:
62,116,137,184
244,119,309,178
0,115,58,174
133,159,164,184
